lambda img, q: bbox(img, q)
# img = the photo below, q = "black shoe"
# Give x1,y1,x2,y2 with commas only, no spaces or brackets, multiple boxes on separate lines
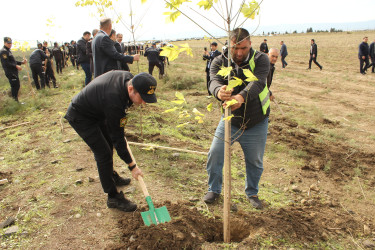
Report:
107,191,137,212
113,171,131,186
320,66,323,70
361,72,366,75
203,192,220,204
247,195,263,209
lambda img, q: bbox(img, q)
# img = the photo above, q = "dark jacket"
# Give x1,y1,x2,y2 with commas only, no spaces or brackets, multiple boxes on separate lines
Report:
0,46,23,76
203,50,221,72
280,44,288,57
115,42,130,71
310,43,318,56
65,71,134,164
260,42,269,53
209,48,270,129
267,63,275,96
369,42,375,58
92,30,134,77
52,47,63,62
77,37,90,64
358,42,369,58
29,49,48,65
144,47,161,63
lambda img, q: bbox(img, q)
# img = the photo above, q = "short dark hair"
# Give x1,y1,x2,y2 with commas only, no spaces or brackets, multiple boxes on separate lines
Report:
211,42,218,46
37,43,42,49
83,31,91,36
230,28,250,44
311,39,315,42
100,18,111,29
109,29,116,37
364,36,368,39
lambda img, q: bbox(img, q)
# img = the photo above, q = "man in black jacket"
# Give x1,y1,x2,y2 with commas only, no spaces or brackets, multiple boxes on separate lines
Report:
308,39,323,70
87,29,98,77
260,39,269,53
42,44,58,88
267,48,279,101
92,18,139,78
368,38,375,73
359,36,369,75
203,42,221,95
203,28,270,209
144,43,164,79
29,43,48,89
116,33,130,71
0,37,27,102
65,71,157,212
77,31,92,85
280,41,288,68
52,42,63,74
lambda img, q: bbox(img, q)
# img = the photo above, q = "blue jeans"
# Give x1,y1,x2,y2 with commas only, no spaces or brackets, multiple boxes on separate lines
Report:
81,63,92,85
206,117,268,197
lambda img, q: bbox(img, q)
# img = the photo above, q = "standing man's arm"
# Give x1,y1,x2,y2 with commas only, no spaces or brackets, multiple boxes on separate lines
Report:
100,36,138,64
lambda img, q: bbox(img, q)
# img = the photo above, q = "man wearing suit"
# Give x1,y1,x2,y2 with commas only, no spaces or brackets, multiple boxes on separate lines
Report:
260,39,269,54
203,42,221,95
358,36,369,75
280,41,288,68
368,38,375,73
308,39,323,70
92,18,139,78
116,33,130,71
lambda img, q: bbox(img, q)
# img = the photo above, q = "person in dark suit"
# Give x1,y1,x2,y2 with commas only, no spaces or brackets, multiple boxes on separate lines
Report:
308,39,323,70
116,33,130,71
260,39,269,53
144,42,164,79
92,18,139,78
77,31,92,85
358,36,369,75
203,41,221,95
267,48,279,102
368,38,375,73
87,29,98,78
52,42,63,74
280,41,288,68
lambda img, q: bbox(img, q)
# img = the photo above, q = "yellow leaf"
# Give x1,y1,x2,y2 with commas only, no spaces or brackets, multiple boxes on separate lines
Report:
175,91,185,100
195,116,204,123
141,0,147,3
192,108,204,117
204,35,211,44
225,99,238,108
223,115,234,121
163,107,179,113
240,0,260,20
164,10,181,23
217,66,232,78
206,103,213,112
176,122,189,128
227,77,243,91
171,100,185,105
197,0,213,10
243,69,258,82
160,46,180,61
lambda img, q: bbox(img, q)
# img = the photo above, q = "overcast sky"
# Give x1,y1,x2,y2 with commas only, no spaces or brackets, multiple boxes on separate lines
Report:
1,0,374,44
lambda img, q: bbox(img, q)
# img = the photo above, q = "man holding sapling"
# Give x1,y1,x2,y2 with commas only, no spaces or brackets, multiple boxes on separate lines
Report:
65,71,157,212
204,28,270,209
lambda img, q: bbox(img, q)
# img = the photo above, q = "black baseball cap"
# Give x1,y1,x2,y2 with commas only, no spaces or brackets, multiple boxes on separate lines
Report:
132,72,157,103
4,37,12,44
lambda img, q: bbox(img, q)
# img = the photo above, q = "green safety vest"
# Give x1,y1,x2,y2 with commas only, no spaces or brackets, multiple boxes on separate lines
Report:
249,50,270,115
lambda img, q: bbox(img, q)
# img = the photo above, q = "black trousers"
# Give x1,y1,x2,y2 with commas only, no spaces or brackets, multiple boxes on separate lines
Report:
45,64,56,87
368,57,375,72
359,56,369,73
148,61,164,76
66,110,117,195
309,55,322,69
6,73,20,101
206,70,211,95
30,63,45,89
55,59,62,74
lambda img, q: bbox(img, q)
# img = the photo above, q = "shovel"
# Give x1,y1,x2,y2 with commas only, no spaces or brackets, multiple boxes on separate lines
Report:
138,176,171,226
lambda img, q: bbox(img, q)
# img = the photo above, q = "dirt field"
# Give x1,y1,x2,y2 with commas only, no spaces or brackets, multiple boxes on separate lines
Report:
1,30,375,249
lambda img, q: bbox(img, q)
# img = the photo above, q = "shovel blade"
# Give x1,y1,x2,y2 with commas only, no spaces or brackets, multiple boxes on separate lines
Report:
141,206,171,226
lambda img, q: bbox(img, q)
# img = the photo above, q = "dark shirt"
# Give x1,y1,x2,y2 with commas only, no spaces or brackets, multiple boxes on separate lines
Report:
77,37,90,64
65,71,134,164
29,49,48,65
310,43,318,56
0,46,22,75
267,63,275,96
358,42,369,58
280,44,288,57
92,30,134,77
115,42,130,71
144,47,161,63
203,50,221,72
209,48,270,129
260,42,269,53
370,42,375,58
52,47,63,61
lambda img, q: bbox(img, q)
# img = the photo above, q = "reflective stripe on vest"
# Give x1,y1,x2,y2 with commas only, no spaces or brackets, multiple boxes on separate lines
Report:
249,49,270,115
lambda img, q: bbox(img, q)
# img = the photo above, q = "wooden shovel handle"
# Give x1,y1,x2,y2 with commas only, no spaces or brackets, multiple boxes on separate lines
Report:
137,176,150,197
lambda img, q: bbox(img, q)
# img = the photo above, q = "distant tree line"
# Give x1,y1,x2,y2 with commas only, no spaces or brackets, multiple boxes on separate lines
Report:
260,27,344,36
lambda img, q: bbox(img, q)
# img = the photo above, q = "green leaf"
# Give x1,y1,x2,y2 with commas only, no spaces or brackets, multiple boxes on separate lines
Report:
223,115,234,121
217,66,232,78
243,69,258,82
206,103,213,112
240,0,260,20
177,122,189,128
227,77,243,91
225,99,238,108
